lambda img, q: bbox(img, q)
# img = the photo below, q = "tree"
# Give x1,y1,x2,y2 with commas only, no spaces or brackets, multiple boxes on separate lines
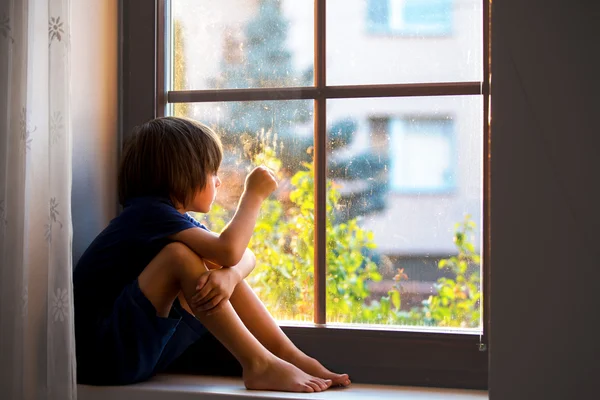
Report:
218,1,388,220
218,0,312,164
327,118,389,221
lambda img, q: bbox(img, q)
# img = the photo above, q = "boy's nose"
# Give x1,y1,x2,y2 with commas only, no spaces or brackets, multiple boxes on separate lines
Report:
216,176,222,187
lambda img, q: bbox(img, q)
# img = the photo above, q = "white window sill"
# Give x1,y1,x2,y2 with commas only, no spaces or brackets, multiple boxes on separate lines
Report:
78,374,488,400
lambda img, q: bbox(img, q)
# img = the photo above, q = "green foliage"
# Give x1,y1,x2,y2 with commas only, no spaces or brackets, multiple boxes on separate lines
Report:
360,267,426,326
421,216,482,328
201,133,481,327
203,133,383,321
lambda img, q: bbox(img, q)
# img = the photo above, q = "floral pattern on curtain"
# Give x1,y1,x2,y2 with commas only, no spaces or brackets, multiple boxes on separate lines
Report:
0,0,76,399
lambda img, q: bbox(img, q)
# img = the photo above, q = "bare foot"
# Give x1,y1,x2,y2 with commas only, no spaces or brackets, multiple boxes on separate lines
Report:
243,356,333,393
285,351,351,387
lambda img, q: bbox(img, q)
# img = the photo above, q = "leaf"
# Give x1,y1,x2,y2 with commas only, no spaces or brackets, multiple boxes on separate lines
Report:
390,290,401,310
279,266,291,279
465,242,475,254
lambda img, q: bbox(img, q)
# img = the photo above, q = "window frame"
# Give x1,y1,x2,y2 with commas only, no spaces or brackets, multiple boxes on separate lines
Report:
119,0,491,389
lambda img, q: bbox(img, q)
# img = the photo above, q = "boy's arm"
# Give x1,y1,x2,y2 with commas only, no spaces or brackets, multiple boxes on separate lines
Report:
228,248,256,281
204,248,256,281
189,248,256,313
170,166,277,267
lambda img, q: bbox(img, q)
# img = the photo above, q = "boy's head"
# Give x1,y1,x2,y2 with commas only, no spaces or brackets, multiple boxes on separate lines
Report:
118,116,223,209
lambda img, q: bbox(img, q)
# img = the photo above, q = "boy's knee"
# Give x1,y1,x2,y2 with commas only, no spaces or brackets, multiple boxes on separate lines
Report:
161,242,207,275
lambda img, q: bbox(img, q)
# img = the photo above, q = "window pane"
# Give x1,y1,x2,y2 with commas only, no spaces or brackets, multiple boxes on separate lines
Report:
173,100,315,322
390,118,455,193
325,96,482,331
327,0,483,85
171,0,314,90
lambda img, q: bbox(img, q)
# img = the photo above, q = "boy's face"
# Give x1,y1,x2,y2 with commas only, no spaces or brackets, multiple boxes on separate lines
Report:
189,174,221,213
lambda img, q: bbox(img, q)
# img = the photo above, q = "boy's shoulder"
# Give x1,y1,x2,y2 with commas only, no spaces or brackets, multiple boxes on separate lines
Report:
119,196,208,231
75,197,208,271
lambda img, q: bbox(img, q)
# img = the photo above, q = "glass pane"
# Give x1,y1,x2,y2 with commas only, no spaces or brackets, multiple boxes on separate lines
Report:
325,96,482,331
171,0,314,90
173,100,315,322
327,0,483,85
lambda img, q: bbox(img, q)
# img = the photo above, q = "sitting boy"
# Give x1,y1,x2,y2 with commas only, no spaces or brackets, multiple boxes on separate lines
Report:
73,116,350,392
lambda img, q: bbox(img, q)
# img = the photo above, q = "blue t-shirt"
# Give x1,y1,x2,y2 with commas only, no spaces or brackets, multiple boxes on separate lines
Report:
73,196,208,328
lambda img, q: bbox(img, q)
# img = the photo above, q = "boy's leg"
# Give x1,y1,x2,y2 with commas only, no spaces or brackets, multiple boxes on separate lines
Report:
137,242,332,393
185,261,350,386
227,280,351,387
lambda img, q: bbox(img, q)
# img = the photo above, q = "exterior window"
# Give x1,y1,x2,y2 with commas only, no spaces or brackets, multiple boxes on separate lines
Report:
390,117,456,194
169,0,483,333
120,0,490,388
367,0,453,36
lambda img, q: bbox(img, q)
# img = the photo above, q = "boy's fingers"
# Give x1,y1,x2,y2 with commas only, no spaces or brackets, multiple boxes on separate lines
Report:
208,296,224,310
196,292,219,310
195,281,214,300
193,288,215,307
191,290,202,302
192,285,210,300
195,273,210,291
198,297,220,312
206,300,227,316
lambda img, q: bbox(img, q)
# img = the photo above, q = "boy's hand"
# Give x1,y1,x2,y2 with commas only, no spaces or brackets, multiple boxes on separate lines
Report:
244,166,278,201
190,267,241,315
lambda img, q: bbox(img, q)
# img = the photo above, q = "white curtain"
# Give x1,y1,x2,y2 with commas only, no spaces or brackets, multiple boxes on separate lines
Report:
0,0,76,399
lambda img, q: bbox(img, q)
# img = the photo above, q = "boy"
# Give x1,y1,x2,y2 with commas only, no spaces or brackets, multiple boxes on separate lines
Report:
73,117,350,392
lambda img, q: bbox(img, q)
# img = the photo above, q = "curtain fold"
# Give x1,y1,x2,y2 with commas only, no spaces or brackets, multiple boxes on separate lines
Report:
0,0,76,399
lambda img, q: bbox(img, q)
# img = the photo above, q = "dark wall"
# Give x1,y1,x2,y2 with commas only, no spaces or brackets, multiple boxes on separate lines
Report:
490,1,600,399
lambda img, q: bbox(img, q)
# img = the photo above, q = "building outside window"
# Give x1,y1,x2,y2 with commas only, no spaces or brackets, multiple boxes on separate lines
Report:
389,117,456,194
367,0,453,36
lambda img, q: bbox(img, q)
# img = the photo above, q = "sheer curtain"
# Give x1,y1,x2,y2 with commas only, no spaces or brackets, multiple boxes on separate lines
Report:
0,0,76,399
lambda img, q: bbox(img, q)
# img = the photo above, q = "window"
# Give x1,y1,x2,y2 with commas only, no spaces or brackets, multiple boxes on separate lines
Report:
120,0,490,389
367,0,453,36
390,117,456,194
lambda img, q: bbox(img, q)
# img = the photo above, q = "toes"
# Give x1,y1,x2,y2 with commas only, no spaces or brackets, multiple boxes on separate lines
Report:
325,373,348,385
312,378,328,391
333,374,350,386
300,383,315,393
310,379,324,391
306,381,320,392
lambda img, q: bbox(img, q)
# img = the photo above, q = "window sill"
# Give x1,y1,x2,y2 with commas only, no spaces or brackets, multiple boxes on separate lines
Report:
78,374,488,400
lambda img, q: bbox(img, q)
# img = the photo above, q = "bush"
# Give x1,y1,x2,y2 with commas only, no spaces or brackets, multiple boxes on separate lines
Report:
198,133,481,327
202,159,382,322
421,216,481,328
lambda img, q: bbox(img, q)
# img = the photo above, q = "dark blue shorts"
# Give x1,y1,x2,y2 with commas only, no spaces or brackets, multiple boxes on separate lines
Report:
77,279,208,385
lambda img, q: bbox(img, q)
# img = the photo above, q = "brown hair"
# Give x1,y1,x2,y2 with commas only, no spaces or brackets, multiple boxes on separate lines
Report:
118,116,223,207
